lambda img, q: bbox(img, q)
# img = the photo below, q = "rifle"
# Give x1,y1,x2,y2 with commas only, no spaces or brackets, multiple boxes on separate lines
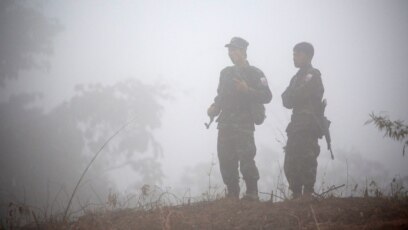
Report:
314,99,334,160
204,66,243,130
322,114,334,160
204,116,214,129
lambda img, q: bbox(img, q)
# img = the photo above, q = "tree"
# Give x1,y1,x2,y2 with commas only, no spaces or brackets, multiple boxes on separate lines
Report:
0,0,62,85
0,79,166,219
366,112,408,156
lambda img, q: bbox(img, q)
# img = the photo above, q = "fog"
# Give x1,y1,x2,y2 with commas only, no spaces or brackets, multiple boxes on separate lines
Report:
1,0,408,218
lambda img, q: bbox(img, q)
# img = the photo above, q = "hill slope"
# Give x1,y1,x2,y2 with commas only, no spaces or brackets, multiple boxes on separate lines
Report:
24,197,408,230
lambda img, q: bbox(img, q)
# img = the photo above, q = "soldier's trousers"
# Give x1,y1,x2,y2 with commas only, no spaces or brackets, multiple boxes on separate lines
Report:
284,130,320,195
217,128,259,197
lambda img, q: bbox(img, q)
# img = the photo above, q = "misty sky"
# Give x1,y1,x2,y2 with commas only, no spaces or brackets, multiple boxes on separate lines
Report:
2,0,408,191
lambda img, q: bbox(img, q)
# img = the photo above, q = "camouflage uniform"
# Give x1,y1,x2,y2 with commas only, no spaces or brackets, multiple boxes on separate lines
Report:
212,65,272,197
281,64,324,196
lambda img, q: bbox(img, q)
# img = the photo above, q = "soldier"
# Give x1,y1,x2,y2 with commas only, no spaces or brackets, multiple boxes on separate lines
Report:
207,37,272,200
282,42,325,199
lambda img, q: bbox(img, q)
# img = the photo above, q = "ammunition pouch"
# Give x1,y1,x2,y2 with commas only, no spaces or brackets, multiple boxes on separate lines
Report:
251,103,266,125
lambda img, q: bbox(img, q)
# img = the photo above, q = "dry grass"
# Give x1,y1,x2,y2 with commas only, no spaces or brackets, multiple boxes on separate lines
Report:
17,196,408,230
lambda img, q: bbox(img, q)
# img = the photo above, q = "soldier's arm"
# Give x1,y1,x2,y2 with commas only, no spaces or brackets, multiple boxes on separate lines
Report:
245,70,272,104
212,68,229,112
281,78,295,109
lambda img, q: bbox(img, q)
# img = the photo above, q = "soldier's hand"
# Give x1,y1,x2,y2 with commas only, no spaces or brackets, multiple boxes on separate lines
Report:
207,104,220,117
234,78,249,93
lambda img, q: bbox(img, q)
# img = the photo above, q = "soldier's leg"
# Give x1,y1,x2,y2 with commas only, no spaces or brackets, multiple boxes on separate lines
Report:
217,128,240,197
302,136,320,194
236,130,259,199
284,133,303,198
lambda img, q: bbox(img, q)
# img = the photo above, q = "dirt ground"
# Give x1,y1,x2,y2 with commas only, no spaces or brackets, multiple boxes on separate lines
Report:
23,197,408,230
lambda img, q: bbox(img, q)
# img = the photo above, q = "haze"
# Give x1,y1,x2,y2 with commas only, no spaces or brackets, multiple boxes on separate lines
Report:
1,0,407,217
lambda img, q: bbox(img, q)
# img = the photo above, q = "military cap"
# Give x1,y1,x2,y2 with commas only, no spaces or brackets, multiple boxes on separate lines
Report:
294,42,314,58
225,37,249,50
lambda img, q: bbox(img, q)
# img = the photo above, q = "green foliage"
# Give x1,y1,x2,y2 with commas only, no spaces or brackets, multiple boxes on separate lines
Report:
366,112,408,156
0,0,63,85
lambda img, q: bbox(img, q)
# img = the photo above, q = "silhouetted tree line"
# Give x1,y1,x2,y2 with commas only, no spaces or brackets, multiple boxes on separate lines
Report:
0,0,166,219
0,0,62,85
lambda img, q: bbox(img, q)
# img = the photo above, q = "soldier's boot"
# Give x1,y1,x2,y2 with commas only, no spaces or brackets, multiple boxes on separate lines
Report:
226,183,240,199
290,185,302,200
303,185,314,194
302,185,315,200
242,180,259,201
292,191,301,199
